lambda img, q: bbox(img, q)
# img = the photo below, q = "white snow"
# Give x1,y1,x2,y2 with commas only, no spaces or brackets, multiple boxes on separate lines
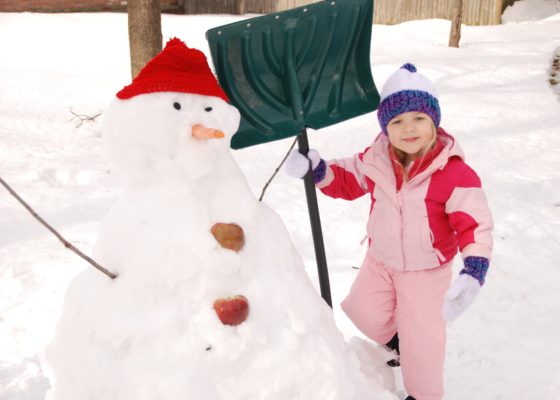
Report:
1,3,560,399
502,0,560,23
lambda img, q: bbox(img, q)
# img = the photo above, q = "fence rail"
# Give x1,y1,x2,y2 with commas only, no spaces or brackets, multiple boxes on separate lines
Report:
0,0,518,25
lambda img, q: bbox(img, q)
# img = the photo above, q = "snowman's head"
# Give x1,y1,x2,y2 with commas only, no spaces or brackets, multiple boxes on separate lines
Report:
102,91,240,179
101,38,240,180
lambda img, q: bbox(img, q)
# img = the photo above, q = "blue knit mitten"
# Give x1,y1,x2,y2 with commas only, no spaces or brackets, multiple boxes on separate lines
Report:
460,256,489,285
443,257,489,321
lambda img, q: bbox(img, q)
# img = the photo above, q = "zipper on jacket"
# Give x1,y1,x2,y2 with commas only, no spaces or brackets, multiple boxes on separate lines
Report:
396,189,406,270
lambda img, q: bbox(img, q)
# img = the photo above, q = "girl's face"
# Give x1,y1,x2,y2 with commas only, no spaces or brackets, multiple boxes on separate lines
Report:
386,111,435,159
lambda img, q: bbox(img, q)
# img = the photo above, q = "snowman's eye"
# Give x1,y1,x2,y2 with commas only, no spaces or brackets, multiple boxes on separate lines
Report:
205,107,213,112
173,102,181,111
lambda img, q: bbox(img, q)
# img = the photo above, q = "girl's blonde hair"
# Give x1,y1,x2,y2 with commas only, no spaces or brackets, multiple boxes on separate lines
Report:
391,122,438,183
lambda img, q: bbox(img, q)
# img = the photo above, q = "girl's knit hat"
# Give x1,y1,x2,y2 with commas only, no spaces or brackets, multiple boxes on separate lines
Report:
377,63,440,134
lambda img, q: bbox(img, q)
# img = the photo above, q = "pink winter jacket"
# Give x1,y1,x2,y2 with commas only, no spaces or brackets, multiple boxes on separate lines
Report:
317,129,493,272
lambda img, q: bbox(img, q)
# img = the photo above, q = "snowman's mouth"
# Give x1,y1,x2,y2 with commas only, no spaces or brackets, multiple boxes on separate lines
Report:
191,124,225,140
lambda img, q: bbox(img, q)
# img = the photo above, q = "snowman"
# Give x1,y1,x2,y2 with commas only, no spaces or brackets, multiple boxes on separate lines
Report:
45,38,396,400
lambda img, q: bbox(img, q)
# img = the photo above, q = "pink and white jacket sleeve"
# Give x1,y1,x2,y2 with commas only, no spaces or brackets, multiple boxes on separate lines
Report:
316,150,370,201
446,166,494,260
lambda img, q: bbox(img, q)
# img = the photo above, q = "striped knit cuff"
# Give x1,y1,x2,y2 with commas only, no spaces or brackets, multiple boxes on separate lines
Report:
460,256,489,286
313,159,327,184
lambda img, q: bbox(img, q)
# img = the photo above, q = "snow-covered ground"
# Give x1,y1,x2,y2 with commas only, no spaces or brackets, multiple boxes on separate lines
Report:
502,0,560,23
1,1,560,399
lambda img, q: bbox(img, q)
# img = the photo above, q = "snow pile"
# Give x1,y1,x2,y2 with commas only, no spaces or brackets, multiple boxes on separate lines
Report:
502,0,560,23
44,81,395,399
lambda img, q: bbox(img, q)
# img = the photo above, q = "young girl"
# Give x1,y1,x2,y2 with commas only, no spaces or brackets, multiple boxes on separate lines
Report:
286,63,493,400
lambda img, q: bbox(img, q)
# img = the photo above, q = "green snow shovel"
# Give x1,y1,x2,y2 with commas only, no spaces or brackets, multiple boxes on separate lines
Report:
206,0,380,307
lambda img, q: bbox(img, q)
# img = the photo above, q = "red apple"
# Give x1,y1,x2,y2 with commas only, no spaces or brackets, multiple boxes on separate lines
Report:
213,295,249,326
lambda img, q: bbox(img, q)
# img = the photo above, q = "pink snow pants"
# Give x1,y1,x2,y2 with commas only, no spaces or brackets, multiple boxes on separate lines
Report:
341,254,452,400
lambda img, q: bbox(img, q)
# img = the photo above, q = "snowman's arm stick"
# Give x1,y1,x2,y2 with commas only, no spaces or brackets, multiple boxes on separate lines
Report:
259,136,298,202
0,176,118,279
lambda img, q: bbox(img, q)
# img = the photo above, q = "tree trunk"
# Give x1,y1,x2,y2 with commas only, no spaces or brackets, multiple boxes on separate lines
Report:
128,0,162,79
448,0,463,48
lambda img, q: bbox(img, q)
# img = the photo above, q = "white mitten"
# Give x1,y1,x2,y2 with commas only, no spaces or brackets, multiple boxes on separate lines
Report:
285,149,321,178
443,274,481,321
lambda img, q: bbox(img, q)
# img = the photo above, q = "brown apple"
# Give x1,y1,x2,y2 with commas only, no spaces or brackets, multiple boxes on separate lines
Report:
210,222,245,252
213,295,249,326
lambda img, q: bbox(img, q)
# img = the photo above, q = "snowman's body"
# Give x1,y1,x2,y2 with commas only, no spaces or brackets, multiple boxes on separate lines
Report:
46,40,395,400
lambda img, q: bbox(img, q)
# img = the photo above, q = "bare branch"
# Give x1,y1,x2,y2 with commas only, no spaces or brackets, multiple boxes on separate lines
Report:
69,108,102,127
259,136,298,202
0,176,117,279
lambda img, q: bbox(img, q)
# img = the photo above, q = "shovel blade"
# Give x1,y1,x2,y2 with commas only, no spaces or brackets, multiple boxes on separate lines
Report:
207,0,380,149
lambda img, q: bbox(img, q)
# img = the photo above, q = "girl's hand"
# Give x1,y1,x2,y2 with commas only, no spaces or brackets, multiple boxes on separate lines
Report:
443,256,489,321
443,274,481,321
285,149,322,179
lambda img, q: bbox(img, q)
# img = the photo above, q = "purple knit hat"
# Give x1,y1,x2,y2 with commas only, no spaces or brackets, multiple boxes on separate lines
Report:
377,63,441,134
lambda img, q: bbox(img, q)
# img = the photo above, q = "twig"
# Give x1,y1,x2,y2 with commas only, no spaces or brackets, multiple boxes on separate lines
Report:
0,176,117,279
69,108,102,127
259,136,298,202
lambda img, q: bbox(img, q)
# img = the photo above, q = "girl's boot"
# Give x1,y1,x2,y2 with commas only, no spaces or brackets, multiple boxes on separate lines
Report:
383,332,400,367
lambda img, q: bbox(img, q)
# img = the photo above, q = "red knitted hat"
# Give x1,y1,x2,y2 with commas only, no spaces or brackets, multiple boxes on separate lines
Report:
116,38,229,102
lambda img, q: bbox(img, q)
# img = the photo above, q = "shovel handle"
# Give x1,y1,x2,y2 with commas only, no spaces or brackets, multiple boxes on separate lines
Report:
297,129,332,307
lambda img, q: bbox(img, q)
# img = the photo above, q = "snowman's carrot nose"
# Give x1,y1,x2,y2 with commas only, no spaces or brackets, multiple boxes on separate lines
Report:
192,124,225,140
